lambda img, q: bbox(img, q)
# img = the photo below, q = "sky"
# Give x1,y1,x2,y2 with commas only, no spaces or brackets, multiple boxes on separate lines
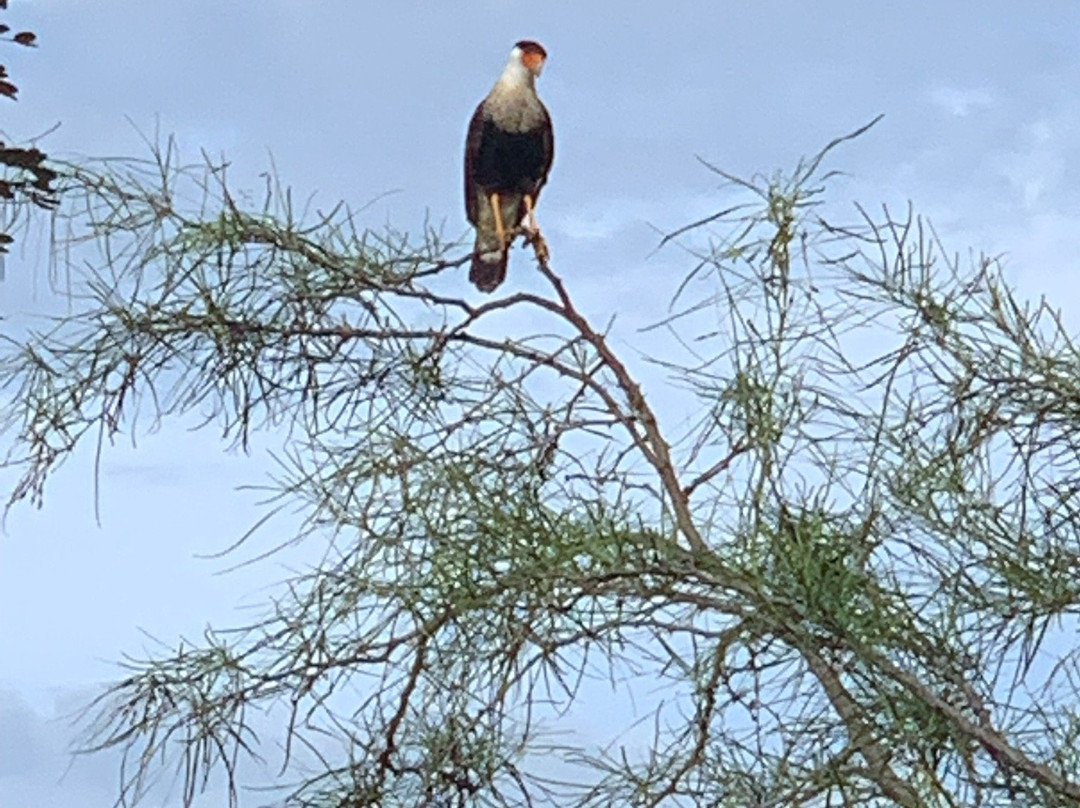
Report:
3,1,1080,805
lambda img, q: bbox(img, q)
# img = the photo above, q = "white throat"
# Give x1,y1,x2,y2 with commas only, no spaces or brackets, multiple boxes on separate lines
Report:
483,47,545,133
495,50,533,91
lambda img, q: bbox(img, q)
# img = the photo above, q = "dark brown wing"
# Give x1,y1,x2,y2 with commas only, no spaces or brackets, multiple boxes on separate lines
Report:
509,102,554,230
535,100,554,200
464,100,486,226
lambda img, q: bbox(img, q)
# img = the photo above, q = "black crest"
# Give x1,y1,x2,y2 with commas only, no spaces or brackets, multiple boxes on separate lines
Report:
515,40,547,58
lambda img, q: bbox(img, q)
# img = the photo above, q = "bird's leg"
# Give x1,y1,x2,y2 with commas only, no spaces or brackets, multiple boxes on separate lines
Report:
522,194,549,262
524,194,539,233
490,192,508,249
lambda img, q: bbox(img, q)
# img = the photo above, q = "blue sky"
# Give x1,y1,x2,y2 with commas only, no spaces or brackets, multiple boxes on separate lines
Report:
3,1,1080,804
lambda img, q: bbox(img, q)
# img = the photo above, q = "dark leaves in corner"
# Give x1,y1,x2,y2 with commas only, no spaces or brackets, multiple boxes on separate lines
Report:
1,8,54,254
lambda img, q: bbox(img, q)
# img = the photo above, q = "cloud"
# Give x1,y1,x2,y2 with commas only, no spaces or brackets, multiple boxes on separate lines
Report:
992,116,1074,211
549,191,723,244
993,210,1080,322
929,85,995,117
0,687,120,808
0,684,286,807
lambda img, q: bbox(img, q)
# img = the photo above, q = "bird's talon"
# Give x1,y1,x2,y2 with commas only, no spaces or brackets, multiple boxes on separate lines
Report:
530,232,550,262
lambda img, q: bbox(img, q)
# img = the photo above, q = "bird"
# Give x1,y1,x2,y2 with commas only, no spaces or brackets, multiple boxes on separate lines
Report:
464,40,554,293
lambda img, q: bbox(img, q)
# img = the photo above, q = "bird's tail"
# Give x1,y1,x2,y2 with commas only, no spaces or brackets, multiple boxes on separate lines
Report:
469,235,508,293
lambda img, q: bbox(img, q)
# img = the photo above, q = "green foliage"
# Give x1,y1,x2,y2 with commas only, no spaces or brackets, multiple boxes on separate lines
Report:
5,125,1080,807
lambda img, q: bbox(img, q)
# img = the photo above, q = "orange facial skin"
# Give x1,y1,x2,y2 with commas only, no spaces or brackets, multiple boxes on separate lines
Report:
522,50,545,75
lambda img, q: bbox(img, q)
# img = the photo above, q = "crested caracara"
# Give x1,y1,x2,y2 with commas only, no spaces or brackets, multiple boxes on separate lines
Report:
464,40,554,292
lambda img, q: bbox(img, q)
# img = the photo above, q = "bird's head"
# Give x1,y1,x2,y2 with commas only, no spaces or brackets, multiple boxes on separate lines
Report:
512,40,547,77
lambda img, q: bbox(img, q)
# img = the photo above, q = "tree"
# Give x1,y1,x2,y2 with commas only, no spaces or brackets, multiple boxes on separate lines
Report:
3,122,1080,808
0,2,57,256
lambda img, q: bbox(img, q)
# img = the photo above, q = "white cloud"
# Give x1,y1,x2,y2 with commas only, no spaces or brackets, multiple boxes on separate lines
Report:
929,85,995,117
994,117,1067,210
549,192,722,244
0,687,118,808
